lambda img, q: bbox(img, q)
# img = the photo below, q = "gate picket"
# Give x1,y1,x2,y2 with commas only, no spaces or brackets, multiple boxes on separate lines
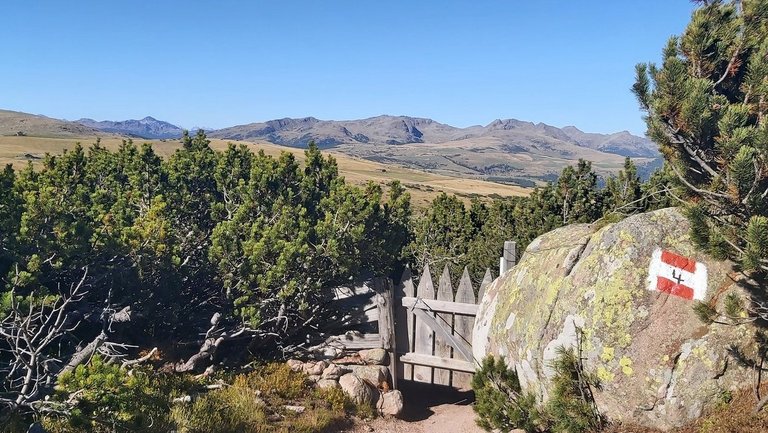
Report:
452,268,476,388
413,264,435,383
434,266,454,386
395,267,415,381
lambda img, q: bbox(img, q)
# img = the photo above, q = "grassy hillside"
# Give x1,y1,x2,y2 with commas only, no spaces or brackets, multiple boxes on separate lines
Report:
0,135,529,208
0,109,105,138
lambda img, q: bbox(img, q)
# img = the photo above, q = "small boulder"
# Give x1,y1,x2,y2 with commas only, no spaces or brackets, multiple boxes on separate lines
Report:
317,379,340,390
303,360,328,376
349,365,389,387
322,363,348,380
376,390,404,417
307,374,322,383
339,373,374,405
284,405,306,414
320,347,342,359
359,348,388,365
287,359,303,372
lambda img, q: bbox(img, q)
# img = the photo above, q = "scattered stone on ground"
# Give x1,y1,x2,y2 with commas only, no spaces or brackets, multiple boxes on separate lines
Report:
339,373,374,405
377,390,404,417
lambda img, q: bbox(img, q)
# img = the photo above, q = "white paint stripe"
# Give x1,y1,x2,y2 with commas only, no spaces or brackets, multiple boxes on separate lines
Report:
646,248,708,301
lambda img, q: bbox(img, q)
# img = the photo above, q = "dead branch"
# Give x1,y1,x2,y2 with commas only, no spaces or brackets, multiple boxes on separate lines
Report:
0,267,88,405
121,347,158,369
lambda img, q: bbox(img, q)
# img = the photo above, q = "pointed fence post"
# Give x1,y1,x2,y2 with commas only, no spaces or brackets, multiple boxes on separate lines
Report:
413,264,436,383
434,266,454,386
394,267,414,381
499,241,516,274
479,268,493,301
452,267,477,388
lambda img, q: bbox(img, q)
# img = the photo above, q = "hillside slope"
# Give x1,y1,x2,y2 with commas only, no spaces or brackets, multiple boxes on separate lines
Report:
0,109,103,138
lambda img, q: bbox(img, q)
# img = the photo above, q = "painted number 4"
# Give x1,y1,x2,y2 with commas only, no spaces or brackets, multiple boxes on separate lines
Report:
646,249,708,301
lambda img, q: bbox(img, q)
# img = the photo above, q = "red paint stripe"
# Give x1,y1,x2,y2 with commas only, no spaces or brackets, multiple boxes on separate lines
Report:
661,250,697,273
656,276,694,300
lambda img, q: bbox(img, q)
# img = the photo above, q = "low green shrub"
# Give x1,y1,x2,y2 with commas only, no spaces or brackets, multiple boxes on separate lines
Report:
43,356,175,433
472,350,603,433
545,348,603,433
472,356,543,432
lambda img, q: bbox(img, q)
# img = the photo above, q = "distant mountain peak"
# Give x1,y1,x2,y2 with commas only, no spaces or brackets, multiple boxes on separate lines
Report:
77,116,183,139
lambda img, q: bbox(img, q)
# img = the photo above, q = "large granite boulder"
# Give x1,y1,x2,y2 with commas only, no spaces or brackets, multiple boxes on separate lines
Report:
473,208,754,430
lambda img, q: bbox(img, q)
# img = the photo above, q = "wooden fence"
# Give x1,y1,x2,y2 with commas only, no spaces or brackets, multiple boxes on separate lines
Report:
394,264,493,389
313,241,517,390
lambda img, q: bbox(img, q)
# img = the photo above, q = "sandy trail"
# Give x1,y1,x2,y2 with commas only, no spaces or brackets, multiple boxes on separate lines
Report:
341,382,486,433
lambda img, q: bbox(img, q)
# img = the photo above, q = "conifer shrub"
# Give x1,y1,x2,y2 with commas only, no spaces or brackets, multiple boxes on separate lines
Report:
471,356,543,432
472,350,602,433
43,356,176,433
545,348,604,433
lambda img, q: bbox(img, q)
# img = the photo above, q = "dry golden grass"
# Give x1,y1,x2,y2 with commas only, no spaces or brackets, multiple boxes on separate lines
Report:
0,135,530,208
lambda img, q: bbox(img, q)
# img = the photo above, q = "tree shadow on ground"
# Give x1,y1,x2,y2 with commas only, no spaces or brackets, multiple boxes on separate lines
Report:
397,380,475,422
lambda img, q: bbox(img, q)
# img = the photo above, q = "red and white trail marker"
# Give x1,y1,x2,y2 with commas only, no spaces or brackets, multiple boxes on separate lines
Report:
646,248,708,301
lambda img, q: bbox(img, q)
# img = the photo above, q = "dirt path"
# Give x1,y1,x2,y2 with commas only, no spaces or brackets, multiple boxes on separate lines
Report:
341,382,485,433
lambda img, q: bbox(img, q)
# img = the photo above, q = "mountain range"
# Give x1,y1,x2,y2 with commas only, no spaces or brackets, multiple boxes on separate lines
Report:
1,109,660,185
77,116,184,139
208,115,658,158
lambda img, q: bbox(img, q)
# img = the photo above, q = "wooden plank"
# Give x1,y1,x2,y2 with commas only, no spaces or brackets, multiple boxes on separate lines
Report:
411,308,474,364
452,267,476,388
401,297,479,315
413,264,435,383
479,268,493,301
504,241,517,268
400,353,476,373
394,267,414,380
328,333,381,350
375,278,398,390
434,266,454,386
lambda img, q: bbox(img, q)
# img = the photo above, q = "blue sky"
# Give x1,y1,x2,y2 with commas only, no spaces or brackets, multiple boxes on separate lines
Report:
1,1,695,135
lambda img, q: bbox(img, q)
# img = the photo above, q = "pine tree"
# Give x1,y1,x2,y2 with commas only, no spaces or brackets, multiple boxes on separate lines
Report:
556,159,603,224
604,157,643,215
634,0,768,275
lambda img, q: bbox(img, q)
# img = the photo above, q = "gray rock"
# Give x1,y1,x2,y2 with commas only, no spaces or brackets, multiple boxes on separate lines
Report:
359,348,388,365
287,359,303,372
473,208,754,429
376,390,404,417
284,405,306,413
322,363,349,380
317,379,340,390
339,373,374,405
302,360,328,376
308,374,322,383
349,365,388,387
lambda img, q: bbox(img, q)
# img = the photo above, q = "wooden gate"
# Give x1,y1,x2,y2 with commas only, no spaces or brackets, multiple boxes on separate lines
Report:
312,241,516,390
393,264,493,389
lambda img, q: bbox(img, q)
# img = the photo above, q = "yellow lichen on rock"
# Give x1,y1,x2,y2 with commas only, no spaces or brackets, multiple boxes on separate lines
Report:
601,346,615,362
598,365,616,383
619,356,633,376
